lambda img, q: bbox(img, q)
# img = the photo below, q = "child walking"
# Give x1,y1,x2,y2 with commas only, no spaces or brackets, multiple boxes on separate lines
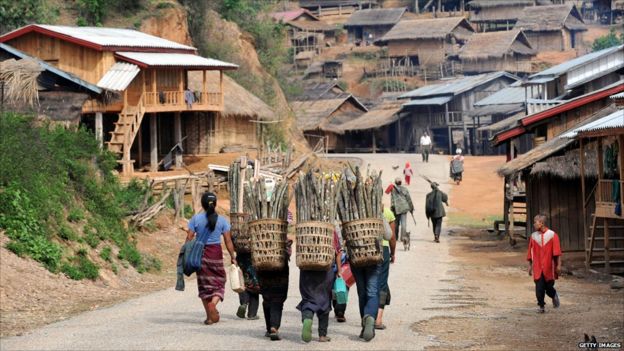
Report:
527,214,562,313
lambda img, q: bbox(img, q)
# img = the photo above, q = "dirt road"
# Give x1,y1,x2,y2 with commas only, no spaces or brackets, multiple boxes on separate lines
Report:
0,154,463,350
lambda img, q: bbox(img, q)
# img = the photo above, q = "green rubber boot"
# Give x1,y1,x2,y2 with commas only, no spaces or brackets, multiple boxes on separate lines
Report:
362,315,375,342
301,318,313,343
236,304,247,319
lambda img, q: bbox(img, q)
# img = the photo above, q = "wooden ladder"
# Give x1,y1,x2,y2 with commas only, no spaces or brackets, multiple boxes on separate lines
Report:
586,215,624,274
106,95,146,175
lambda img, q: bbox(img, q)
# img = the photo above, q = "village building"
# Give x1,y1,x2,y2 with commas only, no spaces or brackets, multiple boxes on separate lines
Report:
299,0,378,18
399,71,519,154
271,8,336,62
374,17,475,67
292,83,367,152
333,99,405,152
524,44,624,114
0,42,104,125
343,7,407,44
514,4,587,52
498,105,624,272
578,0,624,24
468,0,536,32
458,29,536,75
0,24,239,175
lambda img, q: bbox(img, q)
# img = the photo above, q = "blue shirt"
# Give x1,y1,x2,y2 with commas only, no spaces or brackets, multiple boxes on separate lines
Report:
187,214,231,245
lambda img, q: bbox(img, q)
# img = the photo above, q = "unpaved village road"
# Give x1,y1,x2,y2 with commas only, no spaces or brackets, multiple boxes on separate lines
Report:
0,154,501,350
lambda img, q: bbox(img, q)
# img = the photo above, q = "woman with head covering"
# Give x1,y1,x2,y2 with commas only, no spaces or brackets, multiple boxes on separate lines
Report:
186,192,236,325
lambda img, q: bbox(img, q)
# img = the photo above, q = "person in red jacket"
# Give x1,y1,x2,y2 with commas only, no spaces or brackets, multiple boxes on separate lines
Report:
527,214,562,313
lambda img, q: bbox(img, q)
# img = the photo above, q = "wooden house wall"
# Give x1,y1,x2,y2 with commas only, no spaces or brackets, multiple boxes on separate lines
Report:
6,32,116,84
447,78,514,113
348,25,393,42
561,28,584,50
183,112,257,154
461,54,533,74
524,30,565,51
387,39,446,65
471,5,527,23
546,98,611,139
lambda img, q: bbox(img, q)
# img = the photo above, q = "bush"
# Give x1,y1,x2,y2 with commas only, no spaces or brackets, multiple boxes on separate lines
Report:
118,243,142,269
100,246,112,262
59,224,78,241
142,254,162,272
67,208,85,223
84,232,100,248
0,0,57,33
592,28,624,52
184,204,194,219
61,254,99,280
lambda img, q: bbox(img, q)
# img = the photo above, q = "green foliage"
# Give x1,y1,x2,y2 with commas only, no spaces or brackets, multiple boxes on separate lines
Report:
156,2,176,9
75,0,143,26
118,243,142,269
184,204,194,219
142,254,162,272
0,0,57,33
592,28,624,52
0,112,153,276
100,246,112,262
111,263,119,274
67,208,85,223
61,253,99,280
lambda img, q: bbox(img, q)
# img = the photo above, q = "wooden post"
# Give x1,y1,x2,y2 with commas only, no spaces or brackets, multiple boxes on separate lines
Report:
150,113,158,172
580,138,587,261
445,103,452,154
95,112,103,149
220,71,224,107
151,69,156,94
174,112,182,168
202,70,207,104
604,217,610,273
462,113,469,154
179,69,184,107
238,156,246,213
372,132,376,154
137,125,143,168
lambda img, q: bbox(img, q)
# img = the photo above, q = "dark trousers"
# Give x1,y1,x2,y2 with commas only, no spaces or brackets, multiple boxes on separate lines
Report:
422,146,430,162
302,309,330,337
332,289,347,317
238,290,260,317
262,299,284,332
352,264,380,319
378,246,391,309
431,217,443,239
535,274,557,307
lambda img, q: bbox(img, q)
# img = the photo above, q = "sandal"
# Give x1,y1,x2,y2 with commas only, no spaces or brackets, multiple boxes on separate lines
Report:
319,336,332,342
270,328,281,341
207,302,220,324
375,324,387,330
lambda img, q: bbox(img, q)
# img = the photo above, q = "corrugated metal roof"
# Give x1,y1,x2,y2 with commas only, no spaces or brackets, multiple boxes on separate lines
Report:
0,42,102,95
402,96,453,106
467,103,525,118
400,72,519,98
32,25,196,51
115,52,238,69
561,110,624,138
611,92,624,99
528,44,624,80
474,86,526,106
96,62,140,91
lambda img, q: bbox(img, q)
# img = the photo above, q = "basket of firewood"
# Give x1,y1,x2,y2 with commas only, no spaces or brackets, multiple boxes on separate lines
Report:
230,213,251,253
295,221,335,271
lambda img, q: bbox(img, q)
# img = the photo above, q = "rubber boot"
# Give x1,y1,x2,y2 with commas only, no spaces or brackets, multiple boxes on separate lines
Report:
301,318,313,343
362,315,375,341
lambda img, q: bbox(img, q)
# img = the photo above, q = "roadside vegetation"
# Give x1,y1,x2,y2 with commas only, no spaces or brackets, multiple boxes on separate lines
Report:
0,112,161,280
592,27,624,52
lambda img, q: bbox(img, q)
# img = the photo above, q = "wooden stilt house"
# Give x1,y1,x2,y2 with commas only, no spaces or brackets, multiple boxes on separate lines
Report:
0,25,238,175
514,4,587,51
343,7,406,44
468,0,536,32
458,30,536,75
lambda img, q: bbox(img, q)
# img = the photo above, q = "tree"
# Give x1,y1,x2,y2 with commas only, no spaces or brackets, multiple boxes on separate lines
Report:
592,28,624,52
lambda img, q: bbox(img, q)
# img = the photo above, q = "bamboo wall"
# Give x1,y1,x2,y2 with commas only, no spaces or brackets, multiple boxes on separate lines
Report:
387,39,447,65
546,98,611,140
525,30,566,51
6,32,116,84
461,54,533,74
183,112,257,154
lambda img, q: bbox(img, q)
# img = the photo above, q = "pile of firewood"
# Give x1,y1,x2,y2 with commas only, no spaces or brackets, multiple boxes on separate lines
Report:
337,166,383,223
244,178,290,221
294,171,341,223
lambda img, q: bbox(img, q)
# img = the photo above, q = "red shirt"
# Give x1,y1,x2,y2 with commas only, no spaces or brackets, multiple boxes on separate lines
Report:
526,228,562,281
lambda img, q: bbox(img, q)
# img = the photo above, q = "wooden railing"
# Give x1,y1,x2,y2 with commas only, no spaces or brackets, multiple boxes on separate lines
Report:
597,180,623,204
142,90,223,112
430,111,463,126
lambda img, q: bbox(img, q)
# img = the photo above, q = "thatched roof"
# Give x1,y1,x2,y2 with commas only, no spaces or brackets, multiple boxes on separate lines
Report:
0,58,43,107
498,105,618,177
336,100,403,132
300,0,378,7
292,96,367,133
530,144,597,179
376,17,475,44
297,82,349,101
221,75,276,120
344,8,406,27
459,30,535,60
272,8,319,22
469,0,534,9
515,4,587,32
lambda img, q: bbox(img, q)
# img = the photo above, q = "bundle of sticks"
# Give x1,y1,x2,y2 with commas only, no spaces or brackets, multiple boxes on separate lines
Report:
228,160,244,213
337,165,384,223
294,171,341,223
244,177,290,221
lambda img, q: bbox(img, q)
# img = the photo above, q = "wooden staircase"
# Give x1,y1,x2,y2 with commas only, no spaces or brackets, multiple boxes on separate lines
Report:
107,95,145,175
586,215,624,274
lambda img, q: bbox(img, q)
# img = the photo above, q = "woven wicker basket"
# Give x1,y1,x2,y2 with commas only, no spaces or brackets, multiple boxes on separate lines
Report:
230,213,251,253
295,221,335,271
342,218,383,268
249,219,288,271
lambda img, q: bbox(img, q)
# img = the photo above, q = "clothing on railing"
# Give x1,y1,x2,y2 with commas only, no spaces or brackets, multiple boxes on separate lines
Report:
159,91,165,104
184,89,195,108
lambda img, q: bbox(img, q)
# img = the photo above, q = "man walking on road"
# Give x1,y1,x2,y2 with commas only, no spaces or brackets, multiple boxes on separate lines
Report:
527,214,561,313
425,183,448,243
420,132,432,163
389,178,414,245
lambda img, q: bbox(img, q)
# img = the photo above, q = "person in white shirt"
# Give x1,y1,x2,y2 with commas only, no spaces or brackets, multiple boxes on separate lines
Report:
420,132,432,163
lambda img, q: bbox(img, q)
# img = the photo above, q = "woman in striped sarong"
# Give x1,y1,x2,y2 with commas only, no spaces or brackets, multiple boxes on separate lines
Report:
186,192,236,325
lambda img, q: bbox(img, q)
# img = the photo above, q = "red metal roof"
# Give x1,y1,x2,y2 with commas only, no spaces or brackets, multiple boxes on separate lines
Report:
493,82,624,146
